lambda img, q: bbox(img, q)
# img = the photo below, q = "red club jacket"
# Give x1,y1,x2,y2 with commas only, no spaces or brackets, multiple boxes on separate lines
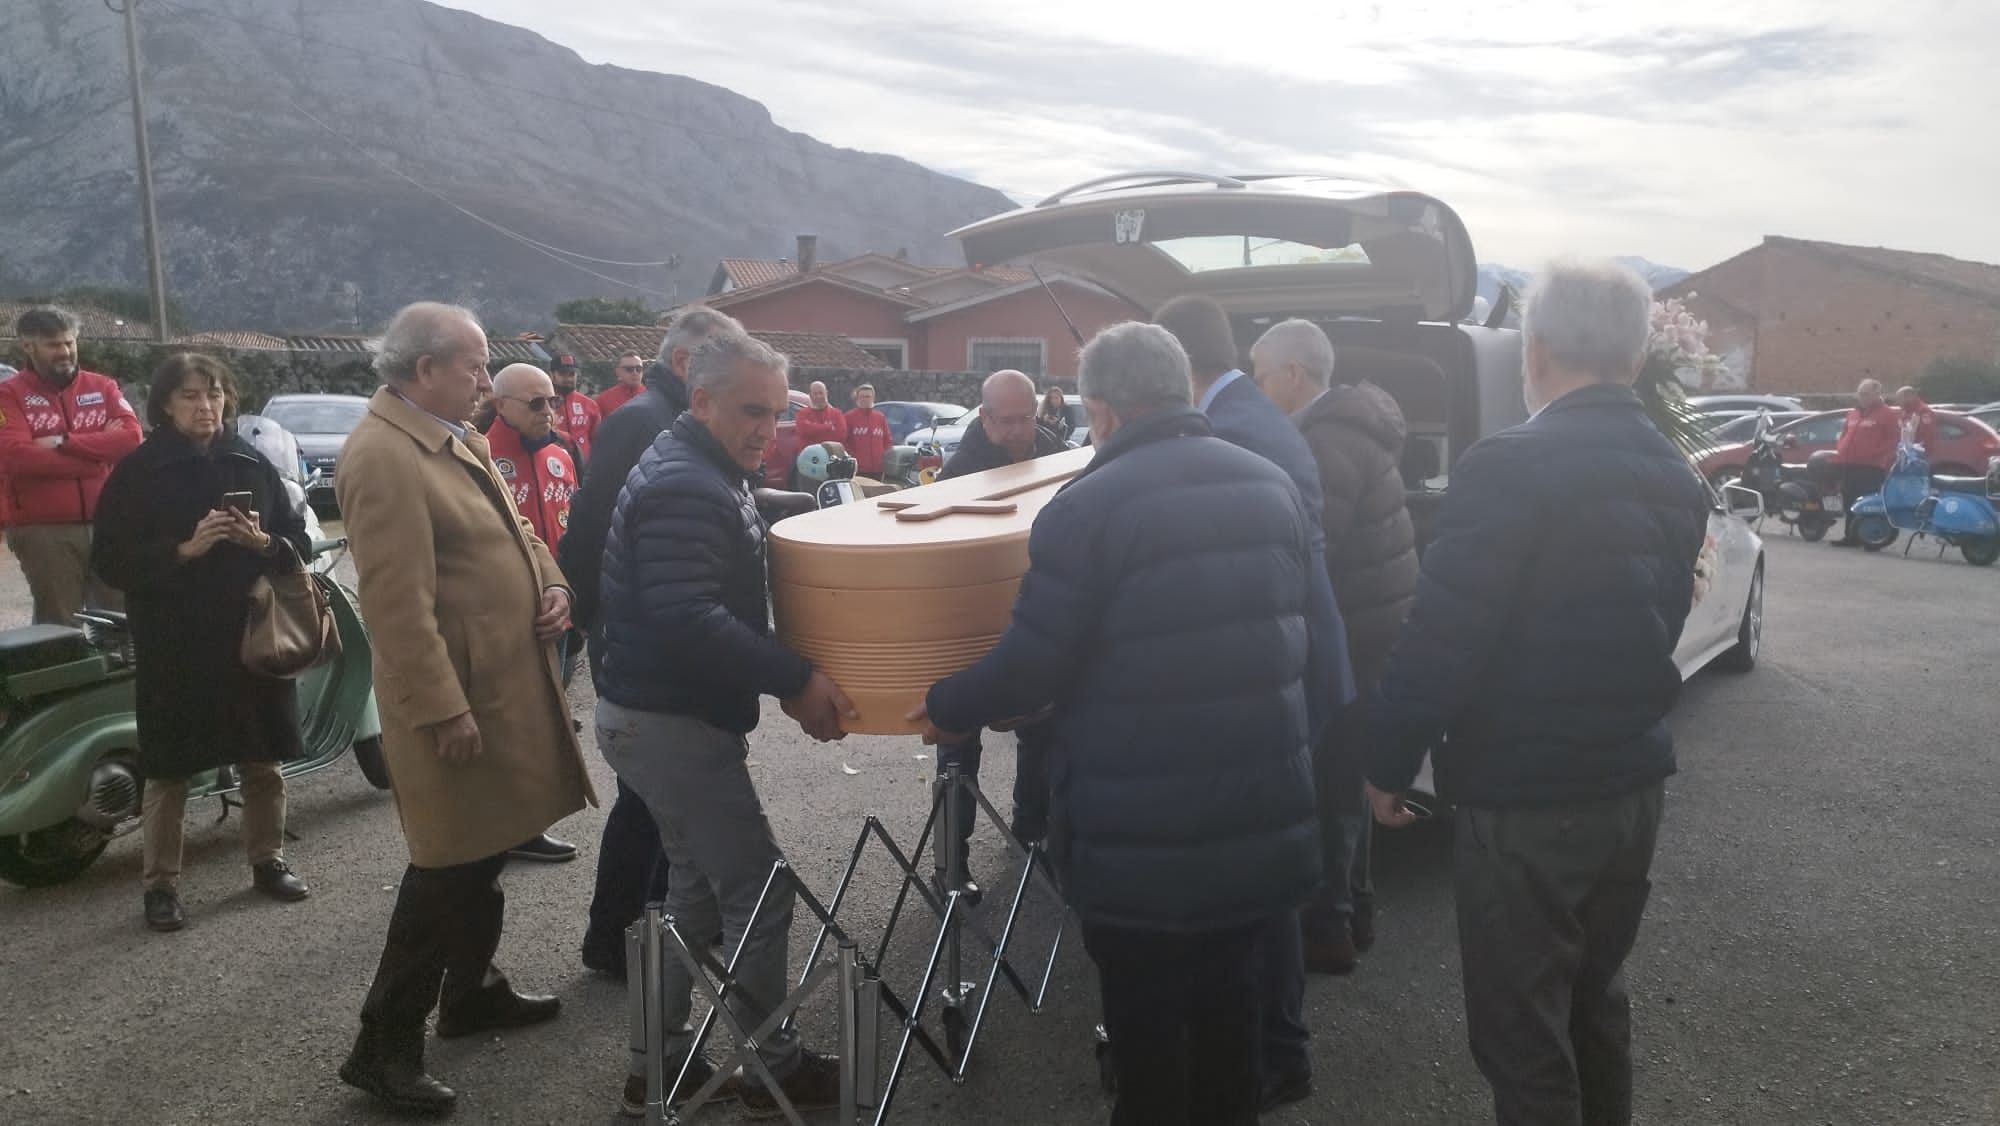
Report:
842,407,892,475
794,405,848,448
0,367,142,527
595,382,642,419
484,419,577,552
1835,402,1900,470
554,389,601,464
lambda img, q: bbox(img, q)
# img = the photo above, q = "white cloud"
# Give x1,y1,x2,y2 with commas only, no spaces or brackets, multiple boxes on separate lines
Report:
442,0,2000,270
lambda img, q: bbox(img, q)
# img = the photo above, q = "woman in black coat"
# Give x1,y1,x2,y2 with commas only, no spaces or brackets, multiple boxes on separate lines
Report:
91,354,314,933
1037,385,1074,444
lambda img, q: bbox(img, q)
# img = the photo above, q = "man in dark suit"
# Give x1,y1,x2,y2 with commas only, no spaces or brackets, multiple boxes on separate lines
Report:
1155,296,1353,1112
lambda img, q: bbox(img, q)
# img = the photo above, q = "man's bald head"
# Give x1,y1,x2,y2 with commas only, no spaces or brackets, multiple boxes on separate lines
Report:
808,380,830,409
979,369,1042,461
492,363,557,439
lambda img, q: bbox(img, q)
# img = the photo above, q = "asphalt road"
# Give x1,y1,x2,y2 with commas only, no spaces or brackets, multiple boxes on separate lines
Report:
2,529,1998,1126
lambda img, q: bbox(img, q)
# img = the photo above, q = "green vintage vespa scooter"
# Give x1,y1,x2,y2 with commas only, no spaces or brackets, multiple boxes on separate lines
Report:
0,542,386,888
0,416,388,888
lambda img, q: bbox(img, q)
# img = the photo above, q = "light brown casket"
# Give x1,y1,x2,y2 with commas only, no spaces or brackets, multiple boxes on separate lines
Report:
769,446,1095,734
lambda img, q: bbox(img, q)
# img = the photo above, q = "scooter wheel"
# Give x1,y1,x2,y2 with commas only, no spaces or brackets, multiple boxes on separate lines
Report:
351,736,392,790
0,819,110,888
1854,514,1897,551
1962,537,2000,567
1797,520,1829,543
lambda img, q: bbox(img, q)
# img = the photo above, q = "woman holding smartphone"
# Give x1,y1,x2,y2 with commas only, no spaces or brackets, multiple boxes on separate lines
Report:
92,354,314,932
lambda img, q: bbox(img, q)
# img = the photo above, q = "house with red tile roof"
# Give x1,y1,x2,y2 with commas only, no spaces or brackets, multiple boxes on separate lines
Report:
546,322,888,372
1659,236,2000,393
694,235,1140,379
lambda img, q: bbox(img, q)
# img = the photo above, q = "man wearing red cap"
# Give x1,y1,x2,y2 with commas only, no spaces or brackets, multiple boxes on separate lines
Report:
549,354,601,465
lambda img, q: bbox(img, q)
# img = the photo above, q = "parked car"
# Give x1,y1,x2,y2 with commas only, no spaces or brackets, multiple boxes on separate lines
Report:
875,401,967,444
1969,403,2000,433
1688,393,1804,415
759,388,817,489
945,170,1766,807
1698,408,2000,485
259,393,370,493
1705,410,1809,445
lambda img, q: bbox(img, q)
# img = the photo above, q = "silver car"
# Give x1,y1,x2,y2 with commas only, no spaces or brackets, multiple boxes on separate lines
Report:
259,393,371,492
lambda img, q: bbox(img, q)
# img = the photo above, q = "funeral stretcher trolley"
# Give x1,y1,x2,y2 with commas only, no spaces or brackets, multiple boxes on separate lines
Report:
624,454,1092,1124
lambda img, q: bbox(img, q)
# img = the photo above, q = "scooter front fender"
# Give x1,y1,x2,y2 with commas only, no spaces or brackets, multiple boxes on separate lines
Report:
0,680,139,836
1850,494,1886,516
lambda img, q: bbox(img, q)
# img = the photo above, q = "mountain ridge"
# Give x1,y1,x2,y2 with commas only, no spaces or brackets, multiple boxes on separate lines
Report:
0,0,1015,332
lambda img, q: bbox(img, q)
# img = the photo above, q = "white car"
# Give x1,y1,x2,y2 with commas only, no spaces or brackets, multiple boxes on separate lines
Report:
947,171,1765,809
1688,393,1804,415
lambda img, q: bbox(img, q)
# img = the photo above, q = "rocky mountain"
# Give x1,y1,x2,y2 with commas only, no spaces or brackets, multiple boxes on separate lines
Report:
0,0,1016,332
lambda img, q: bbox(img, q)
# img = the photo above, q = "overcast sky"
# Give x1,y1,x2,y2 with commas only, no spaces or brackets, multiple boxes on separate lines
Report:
447,0,1999,272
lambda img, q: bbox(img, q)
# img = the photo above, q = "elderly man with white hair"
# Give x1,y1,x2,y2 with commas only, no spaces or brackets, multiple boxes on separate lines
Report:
337,302,596,1113
1362,260,1708,1126
913,321,1323,1126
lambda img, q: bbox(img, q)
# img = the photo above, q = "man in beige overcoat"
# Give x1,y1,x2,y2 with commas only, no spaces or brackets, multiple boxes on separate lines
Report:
334,301,597,1115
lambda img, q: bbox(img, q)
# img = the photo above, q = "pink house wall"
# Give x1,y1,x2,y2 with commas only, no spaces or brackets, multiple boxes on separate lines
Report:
918,285,1143,379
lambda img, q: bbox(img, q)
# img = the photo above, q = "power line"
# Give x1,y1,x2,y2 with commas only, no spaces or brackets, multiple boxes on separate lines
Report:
145,0,680,298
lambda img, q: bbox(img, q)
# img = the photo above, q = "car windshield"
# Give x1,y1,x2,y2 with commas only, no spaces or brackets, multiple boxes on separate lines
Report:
265,400,367,434
1150,236,1372,273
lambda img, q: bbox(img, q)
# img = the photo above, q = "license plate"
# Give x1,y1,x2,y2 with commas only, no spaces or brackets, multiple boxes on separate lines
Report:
1822,495,1843,513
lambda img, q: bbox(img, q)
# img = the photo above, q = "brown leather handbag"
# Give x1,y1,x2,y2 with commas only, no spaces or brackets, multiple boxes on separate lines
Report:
241,541,341,678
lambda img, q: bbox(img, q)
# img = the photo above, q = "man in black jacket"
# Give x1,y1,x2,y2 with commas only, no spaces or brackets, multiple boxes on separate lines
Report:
931,368,1070,902
1252,318,1419,974
913,322,1321,1126
1366,260,1708,1126
595,329,856,1117
1156,295,1354,1111
564,305,740,979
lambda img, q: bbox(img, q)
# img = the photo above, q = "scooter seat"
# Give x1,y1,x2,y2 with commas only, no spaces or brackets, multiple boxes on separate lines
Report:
1932,475,1991,496
0,624,93,672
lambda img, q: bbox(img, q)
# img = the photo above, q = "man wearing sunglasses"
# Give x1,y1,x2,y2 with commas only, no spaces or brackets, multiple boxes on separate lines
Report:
596,353,647,419
483,363,583,865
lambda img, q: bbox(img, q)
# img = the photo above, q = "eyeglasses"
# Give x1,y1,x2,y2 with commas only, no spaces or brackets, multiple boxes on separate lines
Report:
617,364,644,373
504,395,559,412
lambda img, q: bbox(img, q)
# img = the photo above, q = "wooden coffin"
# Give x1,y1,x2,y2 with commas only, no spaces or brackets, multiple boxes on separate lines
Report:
769,447,1095,734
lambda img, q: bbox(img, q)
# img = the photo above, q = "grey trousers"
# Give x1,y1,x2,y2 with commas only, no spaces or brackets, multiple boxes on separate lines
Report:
1456,783,1664,1126
597,700,802,1082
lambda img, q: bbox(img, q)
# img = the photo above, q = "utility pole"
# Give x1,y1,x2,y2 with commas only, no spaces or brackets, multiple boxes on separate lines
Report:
112,0,170,342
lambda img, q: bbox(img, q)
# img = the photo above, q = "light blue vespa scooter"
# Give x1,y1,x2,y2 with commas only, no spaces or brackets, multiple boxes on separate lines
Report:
1850,439,2000,567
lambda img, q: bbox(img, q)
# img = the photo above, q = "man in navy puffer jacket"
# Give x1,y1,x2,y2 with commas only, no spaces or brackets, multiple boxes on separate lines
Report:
594,330,856,1116
917,322,1321,1126
1366,260,1709,1126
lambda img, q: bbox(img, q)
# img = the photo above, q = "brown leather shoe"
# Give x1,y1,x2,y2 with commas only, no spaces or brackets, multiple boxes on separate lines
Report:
1304,933,1358,976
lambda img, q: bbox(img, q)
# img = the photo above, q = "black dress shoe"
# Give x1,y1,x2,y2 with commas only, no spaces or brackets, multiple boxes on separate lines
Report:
436,987,561,1039
582,942,627,981
507,833,578,862
340,1054,457,1115
931,867,983,908
144,887,185,933
1260,1066,1313,1113
252,859,311,902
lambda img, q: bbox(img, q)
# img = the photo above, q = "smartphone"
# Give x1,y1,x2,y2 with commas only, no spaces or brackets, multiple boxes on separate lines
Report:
221,491,254,516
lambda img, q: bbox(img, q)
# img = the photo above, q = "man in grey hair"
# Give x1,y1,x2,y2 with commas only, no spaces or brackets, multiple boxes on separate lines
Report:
338,302,596,1114
1363,259,1708,1125
595,329,856,1117
913,320,1323,1126
1252,317,1418,978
